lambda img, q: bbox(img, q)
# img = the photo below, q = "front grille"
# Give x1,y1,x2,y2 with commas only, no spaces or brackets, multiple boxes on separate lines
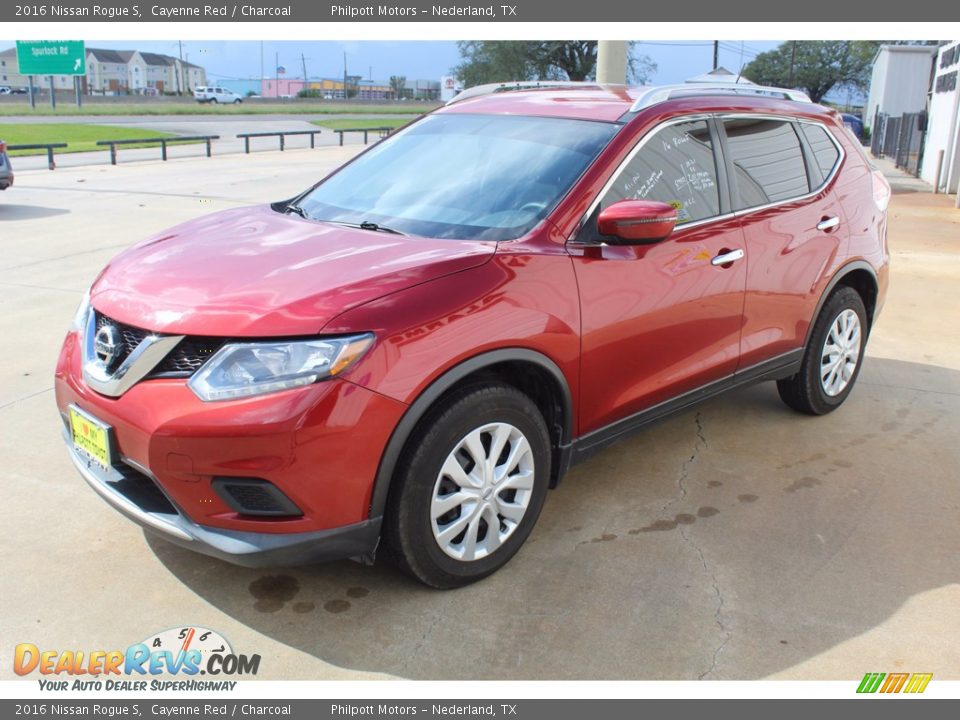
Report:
152,336,224,376
110,462,178,515
95,312,148,372
94,311,224,378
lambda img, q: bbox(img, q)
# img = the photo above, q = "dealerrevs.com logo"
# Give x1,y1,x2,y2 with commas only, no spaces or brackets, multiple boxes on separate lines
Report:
14,627,261,691
857,672,933,694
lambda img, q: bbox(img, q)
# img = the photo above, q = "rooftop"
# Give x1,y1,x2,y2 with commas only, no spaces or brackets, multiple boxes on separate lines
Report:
439,82,829,123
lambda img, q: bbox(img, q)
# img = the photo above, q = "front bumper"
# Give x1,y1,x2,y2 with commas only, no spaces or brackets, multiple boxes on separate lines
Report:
64,432,381,566
55,328,407,566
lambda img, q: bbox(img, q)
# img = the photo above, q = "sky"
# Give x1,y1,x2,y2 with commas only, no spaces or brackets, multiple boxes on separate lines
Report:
82,39,782,85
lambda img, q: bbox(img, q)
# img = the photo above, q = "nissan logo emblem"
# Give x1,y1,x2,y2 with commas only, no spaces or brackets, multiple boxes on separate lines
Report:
94,324,122,367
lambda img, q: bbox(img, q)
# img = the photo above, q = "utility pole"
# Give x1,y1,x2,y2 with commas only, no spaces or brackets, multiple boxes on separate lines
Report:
596,41,628,84
788,40,797,88
713,41,719,70
275,51,279,98
301,53,308,93
343,51,348,100
260,41,264,93
178,40,185,95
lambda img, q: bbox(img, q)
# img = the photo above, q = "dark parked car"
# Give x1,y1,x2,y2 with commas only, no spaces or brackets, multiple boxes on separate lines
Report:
57,82,890,588
0,140,13,191
842,113,865,140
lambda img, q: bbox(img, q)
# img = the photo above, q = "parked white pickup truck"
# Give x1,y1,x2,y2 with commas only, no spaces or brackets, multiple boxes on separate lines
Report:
193,86,243,104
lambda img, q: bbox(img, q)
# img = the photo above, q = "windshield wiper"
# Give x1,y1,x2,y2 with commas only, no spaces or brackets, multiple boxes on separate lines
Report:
285,202,310,219
358,221,406,236
323,220,407,236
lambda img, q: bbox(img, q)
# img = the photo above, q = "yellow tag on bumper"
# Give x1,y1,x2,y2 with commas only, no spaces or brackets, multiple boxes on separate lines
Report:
69,406,111,468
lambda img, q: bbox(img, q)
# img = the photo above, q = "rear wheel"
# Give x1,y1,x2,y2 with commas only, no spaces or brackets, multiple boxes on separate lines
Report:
777,286,867,415
382,384,551,588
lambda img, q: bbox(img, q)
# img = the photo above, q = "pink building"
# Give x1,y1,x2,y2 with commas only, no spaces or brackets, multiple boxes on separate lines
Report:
261,78,306,97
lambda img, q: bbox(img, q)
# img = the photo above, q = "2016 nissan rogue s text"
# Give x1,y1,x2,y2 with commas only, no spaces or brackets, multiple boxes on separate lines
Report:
56,82,890,588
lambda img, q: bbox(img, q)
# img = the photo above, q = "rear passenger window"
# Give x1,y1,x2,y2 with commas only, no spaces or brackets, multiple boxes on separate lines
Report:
799,123,841,181
601,119,720,225
723,118,809,209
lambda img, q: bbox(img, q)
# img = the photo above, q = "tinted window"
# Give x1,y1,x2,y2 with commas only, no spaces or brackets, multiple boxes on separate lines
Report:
724,119,809,208
800,123,841,181
601,120,720,224
298,114,618,241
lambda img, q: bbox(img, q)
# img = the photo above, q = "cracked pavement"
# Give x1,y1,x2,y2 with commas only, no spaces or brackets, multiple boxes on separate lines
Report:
2,151,959,681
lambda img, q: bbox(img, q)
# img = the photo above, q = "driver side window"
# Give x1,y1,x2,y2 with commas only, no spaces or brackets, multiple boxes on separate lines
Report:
601,119,721,225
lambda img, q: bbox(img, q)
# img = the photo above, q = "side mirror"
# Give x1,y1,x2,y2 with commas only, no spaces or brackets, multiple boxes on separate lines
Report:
597,200,678,245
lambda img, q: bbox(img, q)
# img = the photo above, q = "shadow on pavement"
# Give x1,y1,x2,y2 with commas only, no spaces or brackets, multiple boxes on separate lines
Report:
0,204,70,221
147,356,960,680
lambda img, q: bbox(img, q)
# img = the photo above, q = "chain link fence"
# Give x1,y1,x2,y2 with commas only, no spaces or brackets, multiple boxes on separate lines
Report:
871,110,927,177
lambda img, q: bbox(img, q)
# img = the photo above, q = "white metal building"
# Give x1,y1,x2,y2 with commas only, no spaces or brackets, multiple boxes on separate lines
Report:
921,41,960,193
865,45,937,131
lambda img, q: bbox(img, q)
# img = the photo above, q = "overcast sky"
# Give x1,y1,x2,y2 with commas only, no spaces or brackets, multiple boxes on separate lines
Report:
83,39,781,85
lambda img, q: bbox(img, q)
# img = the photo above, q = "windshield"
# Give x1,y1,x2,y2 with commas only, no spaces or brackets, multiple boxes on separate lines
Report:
295,113,619,241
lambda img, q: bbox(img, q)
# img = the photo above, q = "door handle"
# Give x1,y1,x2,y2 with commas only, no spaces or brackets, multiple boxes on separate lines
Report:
817,216,841,232
711,248,745,266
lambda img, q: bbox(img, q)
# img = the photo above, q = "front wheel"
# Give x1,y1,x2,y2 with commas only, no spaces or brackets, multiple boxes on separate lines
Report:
382,384,551,588
777,286,868,415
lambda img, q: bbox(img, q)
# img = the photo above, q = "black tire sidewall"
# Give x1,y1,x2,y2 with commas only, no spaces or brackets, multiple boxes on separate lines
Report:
391,386,551,587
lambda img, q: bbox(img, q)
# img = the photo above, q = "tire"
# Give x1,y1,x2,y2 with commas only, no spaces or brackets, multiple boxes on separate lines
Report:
382,383,552,588
777,286,868,415
210,98,218,104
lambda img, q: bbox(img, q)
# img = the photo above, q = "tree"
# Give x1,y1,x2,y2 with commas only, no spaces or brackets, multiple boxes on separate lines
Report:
389,75,407,100
453,41,655,87
741,41,880,103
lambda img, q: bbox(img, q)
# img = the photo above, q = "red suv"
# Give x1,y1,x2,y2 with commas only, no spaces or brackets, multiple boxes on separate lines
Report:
56,82,889,588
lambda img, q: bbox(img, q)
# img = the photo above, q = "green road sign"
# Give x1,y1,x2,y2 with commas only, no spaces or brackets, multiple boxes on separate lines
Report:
16,41,86,76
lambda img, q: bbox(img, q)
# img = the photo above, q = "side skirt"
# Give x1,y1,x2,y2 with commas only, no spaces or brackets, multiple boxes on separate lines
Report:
564,349,803,469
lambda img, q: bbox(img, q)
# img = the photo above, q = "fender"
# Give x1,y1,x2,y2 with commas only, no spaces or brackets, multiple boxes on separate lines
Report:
367,348,574,522
802,259,879,348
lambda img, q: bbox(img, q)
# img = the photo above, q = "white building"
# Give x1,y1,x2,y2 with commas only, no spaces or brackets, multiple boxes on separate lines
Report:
0,46,206,95
921,41,960,193
865,45,938,131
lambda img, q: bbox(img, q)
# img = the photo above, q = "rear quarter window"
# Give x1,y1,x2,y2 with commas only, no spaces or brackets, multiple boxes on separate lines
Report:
799,123,842,181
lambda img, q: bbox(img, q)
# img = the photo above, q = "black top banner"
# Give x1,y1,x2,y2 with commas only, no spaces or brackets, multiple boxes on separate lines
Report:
4,0,959,22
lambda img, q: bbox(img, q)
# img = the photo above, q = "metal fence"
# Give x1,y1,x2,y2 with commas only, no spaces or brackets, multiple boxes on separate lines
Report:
871,110,927,177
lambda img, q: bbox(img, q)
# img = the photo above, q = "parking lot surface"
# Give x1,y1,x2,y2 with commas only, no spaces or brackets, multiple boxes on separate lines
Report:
1,150,958,681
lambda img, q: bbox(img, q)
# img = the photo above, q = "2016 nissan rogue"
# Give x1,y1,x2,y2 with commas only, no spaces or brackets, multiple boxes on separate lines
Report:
56,82,890,588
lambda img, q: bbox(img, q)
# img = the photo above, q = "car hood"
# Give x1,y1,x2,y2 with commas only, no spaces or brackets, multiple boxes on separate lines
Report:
90,205,496,336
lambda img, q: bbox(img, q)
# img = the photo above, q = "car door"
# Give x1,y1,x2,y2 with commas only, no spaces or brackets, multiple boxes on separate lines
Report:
570,117,748,435
719,116,850,370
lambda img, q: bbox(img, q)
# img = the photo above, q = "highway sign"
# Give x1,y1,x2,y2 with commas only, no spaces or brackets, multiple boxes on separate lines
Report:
16,41,86,76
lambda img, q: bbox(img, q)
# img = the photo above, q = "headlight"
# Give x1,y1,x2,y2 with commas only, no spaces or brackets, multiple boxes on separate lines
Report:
71,290,91,331
187,334,374,402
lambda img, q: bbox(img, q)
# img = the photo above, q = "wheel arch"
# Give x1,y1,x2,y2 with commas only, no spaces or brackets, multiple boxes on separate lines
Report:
804,260,879,348
368,348,574,522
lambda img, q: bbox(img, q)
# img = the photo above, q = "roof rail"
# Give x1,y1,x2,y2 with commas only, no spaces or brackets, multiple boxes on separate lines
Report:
629,83,812,113
446,80,601,106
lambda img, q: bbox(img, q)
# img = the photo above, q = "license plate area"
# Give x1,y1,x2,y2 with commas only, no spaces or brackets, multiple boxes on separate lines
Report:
69,405,112,469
